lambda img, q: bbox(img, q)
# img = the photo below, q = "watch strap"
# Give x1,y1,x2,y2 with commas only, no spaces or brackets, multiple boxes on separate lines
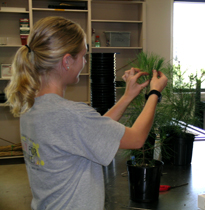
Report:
145,90,162,103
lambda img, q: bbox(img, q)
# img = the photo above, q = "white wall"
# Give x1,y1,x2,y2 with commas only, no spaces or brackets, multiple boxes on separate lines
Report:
146,0,173,63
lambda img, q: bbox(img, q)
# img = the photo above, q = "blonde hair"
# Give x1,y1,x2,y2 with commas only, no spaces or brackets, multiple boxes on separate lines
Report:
5,16,86,117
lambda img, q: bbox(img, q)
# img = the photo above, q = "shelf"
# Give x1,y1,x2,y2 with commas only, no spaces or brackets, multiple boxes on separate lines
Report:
92,47,143,49
91,1,143,22
0,11,29,14
91,1,144,4
0,155,24,159
0,45,22,48
91,20,142,23
0,104,7,107
0,78,11,80
32,8,88,13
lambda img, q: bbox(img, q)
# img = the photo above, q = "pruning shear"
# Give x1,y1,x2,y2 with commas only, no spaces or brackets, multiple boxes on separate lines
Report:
159,183,188,192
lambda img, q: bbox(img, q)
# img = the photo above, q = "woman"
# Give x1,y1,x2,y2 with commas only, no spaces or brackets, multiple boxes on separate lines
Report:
5,16,167,210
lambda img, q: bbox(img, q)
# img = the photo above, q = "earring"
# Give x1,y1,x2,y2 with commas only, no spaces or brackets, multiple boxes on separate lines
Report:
67,66,69,69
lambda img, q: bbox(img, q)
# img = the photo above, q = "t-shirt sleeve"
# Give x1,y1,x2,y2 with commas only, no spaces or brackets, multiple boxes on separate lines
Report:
62,104,125,166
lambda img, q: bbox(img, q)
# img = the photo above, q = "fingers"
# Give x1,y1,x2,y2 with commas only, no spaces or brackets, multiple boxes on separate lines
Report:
152,70,167,81
150,70,168,92
153,70,167,79
122,68,145,82
122,75,126,82
130,68,135,76
140,80,150,89
135,71,149,79
122,68,168,94
152,69,158,77
124,68,139,75
122,69,132,82
128,67,140,73
156,71,168,84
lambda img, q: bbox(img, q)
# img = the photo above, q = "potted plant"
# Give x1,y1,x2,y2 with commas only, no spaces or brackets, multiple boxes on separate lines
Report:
160,64,205,166
122,51,172,203
122,52,205,202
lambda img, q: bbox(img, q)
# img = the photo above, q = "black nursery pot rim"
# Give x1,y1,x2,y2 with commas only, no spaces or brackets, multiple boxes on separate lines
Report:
127,159,164,168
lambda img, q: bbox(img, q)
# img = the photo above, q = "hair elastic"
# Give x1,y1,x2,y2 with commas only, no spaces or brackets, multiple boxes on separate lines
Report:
25,45,31,53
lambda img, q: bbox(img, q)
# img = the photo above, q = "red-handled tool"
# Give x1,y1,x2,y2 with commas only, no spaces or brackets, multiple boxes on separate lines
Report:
159,183,188,192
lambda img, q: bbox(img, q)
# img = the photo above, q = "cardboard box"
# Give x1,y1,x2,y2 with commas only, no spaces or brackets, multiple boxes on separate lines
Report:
1,64,12,78
104,31,131,47
198,194,205,210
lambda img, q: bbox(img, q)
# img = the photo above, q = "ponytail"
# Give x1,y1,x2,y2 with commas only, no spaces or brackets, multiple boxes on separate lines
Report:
5,46,40,117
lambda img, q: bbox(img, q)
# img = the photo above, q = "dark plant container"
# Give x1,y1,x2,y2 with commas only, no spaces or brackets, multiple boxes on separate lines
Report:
93,107,109,115
172,133,194,166
91,53,116,115
127,160,163,203
0,93,6,103
161,126,195,166
91,76,116,84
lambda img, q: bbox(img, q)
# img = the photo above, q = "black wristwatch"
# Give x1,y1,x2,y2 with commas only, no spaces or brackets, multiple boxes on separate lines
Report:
145,90,162,103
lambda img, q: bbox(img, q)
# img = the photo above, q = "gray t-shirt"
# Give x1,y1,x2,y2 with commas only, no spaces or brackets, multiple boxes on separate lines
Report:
20,94,125,210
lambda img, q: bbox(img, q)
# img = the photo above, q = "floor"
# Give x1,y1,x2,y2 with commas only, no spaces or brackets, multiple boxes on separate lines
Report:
0,141,205,210
0,158,32,210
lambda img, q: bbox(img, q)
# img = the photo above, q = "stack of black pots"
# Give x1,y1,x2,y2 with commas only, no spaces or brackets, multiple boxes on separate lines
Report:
91,53,116,115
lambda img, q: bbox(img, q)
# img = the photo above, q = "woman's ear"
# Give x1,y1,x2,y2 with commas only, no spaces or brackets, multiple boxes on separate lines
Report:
62,54,74,71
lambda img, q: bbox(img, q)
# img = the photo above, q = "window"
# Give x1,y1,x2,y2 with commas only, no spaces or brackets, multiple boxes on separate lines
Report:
173,1,205,89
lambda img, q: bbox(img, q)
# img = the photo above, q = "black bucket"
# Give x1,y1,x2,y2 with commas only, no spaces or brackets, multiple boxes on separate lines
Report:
161,128,194,166
127,160,163,203
173,133,194,166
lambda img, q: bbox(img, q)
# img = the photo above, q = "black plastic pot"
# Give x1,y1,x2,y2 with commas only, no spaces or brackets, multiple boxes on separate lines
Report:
91,76,116,84
161,126,195,166
91,71,116,74
93,107,109,115
127,160,163,203
91,53,116,115
0,93,6,103
172,133,194,166
91,60,116,65
91,53,115,58
91,100,116,107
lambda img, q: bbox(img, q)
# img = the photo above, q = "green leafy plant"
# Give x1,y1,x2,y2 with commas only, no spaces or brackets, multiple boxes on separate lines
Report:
130,52,166,91
122,52,171,167
157,65,205,163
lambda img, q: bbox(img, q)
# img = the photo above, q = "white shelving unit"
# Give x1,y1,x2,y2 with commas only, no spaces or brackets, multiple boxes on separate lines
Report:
91,0,146,80
0,0,146,151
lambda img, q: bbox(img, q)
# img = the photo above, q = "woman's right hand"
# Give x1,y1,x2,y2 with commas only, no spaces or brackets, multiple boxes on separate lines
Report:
122,68,150,101
150,70,168,92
